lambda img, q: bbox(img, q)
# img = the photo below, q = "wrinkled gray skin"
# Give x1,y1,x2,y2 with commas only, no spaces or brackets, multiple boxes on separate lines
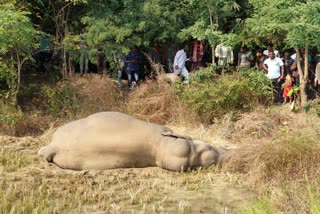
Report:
38,112,222,171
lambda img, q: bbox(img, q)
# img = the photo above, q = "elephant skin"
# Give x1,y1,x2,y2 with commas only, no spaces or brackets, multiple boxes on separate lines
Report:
38,112,222,171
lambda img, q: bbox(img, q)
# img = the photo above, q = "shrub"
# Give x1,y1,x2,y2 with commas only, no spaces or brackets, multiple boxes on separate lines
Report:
0,60,16,103
40,83,80,118
176,68,273,123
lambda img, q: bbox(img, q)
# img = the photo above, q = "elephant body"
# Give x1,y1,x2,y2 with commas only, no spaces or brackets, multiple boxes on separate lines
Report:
38,112,221,171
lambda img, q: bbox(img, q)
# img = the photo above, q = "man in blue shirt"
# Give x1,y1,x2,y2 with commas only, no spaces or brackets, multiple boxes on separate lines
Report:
125,46,143,89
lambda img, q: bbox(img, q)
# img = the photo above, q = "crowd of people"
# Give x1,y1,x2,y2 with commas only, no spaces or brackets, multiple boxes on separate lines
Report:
235,45,320,104
74,40,320,103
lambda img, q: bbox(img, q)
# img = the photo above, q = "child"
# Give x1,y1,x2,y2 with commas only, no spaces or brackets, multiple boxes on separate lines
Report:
282,71,295,104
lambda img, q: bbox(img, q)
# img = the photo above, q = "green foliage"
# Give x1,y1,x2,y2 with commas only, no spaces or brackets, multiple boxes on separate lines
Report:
176,68,273,123
40,83,80,117
82,0,193,63
242,0,320,48
0,114,15,127
63,34,81,63
303,101,320,116
0,60,16,102
179,0,240,47
240,195,279,214
0,3,37,54
0,103,24,134
0,2,37,102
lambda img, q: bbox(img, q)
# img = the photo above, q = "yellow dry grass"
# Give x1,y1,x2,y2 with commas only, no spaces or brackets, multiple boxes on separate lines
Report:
221,105,320,193
72,74,126,117
126,71,199,127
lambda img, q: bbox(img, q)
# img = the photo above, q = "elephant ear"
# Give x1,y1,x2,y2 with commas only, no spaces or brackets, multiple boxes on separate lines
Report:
161,131,192,140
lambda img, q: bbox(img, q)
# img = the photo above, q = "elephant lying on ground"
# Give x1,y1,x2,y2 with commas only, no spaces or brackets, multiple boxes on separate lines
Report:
38,112,223,171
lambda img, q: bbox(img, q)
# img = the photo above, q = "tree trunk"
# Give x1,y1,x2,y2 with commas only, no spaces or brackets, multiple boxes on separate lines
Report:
208,5,215,64
295,47,308,107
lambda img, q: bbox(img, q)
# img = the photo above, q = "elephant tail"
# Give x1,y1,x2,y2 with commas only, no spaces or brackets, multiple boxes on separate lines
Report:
38,145,58,162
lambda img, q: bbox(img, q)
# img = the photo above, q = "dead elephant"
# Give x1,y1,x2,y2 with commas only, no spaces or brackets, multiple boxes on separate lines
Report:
38,112,223,171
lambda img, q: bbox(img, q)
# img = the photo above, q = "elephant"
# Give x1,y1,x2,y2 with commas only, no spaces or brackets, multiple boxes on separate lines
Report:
38,112,223,171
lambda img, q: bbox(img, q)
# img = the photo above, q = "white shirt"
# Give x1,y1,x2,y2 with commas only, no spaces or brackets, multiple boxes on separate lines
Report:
263,50,280,58
174,49,187,71
291,53,296,61
264,57,284,79
315,62,320,85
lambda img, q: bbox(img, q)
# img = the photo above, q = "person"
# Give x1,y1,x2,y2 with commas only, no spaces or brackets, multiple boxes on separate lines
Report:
113,52,125,88
255,49,268,71
215,43,234,75
96,47,106,75
191,40,205,71
79,38,89,75
238,47,254,69
173,44,191,84
282,71,295,104
38,33,52,72
263,50,285,103
315,61,320,99
125,46,143,89
263,45,280,58
282,51,294,76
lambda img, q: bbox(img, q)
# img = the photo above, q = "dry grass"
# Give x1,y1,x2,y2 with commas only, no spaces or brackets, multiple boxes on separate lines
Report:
72,74,126,117
220,105,320,194
231,106,291,142
126,68,199,126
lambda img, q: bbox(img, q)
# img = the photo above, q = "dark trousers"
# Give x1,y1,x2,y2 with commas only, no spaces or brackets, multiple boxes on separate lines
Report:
271,78,281,103
96,55,105,74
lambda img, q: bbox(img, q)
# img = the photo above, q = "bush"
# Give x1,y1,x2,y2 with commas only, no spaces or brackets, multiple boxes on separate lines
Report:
0,60,16,103
176,68,273,123
40,83,80,118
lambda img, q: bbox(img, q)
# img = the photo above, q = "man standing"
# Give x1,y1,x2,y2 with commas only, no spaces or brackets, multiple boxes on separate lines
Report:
174,44,191,84
79,38,89,75
114,52,125,88
238,47,254,69
263,51,285,103
125,46,143,89
255,49,268,71
215,43,234,75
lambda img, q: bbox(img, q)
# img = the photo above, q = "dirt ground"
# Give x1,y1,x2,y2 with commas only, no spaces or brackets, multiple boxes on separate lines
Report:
0,127,252,214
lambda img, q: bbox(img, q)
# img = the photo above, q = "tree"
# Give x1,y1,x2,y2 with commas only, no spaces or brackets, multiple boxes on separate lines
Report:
241,0,320,107
0,2,37,104
82,0,192,61
179,0,240,63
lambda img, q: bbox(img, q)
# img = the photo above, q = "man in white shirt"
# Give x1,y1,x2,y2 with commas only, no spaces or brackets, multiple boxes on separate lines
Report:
263,51,285,103
174,44,191,83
